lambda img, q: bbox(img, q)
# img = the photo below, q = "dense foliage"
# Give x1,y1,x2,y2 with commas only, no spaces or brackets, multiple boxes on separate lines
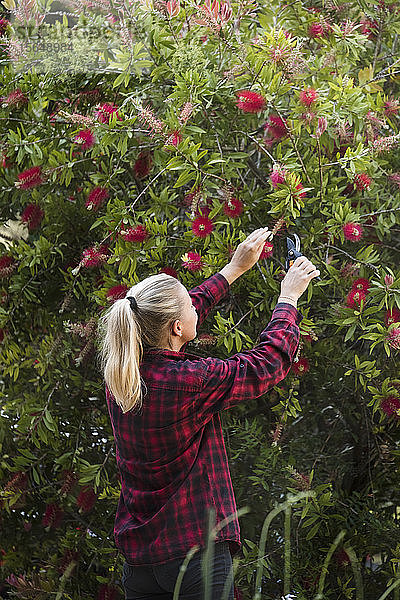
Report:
0,0,400,597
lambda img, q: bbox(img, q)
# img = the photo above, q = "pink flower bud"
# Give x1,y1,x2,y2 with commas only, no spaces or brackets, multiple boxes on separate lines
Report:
219,1,232,22
315,117,327,137
166,0,180,17
385,274,394,288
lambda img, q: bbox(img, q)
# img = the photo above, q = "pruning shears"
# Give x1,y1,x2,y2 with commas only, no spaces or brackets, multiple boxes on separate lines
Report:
285,234,321,281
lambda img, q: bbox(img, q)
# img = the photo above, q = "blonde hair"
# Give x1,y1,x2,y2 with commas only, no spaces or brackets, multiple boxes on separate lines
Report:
97,273,186,415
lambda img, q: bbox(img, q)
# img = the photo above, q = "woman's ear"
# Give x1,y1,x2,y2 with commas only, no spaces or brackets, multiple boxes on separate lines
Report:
171,319,183,337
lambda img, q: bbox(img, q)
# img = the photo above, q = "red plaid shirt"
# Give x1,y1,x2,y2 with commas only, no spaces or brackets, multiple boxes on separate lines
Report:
106,272,303,566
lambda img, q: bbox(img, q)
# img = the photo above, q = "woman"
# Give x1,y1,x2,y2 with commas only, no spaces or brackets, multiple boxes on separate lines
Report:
97,227,320,599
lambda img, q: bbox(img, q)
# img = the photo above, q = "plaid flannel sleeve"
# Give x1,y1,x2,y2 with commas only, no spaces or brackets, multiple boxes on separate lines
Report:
188,272,230,329
193,303,303,423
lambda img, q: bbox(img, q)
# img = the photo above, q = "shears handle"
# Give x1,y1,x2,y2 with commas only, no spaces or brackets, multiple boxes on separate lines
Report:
285,239,321,281
285,247,303,273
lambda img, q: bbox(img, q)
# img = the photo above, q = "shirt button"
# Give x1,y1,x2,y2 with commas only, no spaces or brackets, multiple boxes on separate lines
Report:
239,363,244,368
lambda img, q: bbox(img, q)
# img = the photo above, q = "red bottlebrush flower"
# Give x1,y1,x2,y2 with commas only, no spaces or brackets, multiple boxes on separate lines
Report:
80,244,109,268
380,395,400,418
264,115,289,141
292,357,310,376
386,327,400,351
295,182,306,198
351,277,371,294
85,187,109,211
197,332,217,346
335,548,351,567
234,586,244,600
60,470,78,496
58,549,79,575
179,102,194,124
2,88,28,108
308,22,327,38
372,134,400,154
120,224,149,243
346,289,366,308
235,90,266,113
20,203,44,231
388,173,400,188
133,151,153,179
192,216,214,238
0,18,9,36
299,87,318,106
77,486,97,513
343,223,364,242
182,187,202,208
223,197,243,218
181,251,205,271
385,308,400,327
270,164,287,187
1,152,11,168
0,549,6,566
354,173,371,191
160,266,179,278
289,469,311,490
137,104,165,137
42,503,64,529
106,285,129,303
384,98,399,117
0,255,17,278
94,102,122,124
164,130,183,147
73,129,96,150
259,241,274,260
5,471,28,492
97,583,119,600
360,18,379,38
15,165,43,189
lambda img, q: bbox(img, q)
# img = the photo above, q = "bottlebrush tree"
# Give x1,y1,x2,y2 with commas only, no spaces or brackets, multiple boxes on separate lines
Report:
0,0,400,597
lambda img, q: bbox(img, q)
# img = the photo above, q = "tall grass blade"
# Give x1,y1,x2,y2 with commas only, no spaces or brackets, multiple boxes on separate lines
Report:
284,505,292,597
375,579,400,600
346,546,364,600
314,530,346,600
173,544,201,600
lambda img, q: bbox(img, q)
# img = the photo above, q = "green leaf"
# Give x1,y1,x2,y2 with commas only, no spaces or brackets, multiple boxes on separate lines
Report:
305,522,321,540
32,467,40,484
344,323,356,342
113,71,128,89
173,170,194,188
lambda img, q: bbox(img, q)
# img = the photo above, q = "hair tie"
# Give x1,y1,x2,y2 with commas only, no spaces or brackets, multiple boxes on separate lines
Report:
126,296,138,312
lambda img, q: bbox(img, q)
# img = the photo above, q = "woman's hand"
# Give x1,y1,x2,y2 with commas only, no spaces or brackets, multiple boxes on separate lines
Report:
230,227,273,273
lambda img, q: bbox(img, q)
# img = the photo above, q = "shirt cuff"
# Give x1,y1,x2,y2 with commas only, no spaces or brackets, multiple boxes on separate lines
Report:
273,302,304,325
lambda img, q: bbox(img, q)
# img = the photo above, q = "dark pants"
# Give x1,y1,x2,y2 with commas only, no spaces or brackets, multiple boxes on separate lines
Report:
122,541,234,600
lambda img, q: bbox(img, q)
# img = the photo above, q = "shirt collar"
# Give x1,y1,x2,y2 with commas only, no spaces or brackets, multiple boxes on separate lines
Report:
142,346,202,361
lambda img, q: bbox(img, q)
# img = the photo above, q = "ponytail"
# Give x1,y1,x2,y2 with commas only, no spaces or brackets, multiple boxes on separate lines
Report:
97,273,186,414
